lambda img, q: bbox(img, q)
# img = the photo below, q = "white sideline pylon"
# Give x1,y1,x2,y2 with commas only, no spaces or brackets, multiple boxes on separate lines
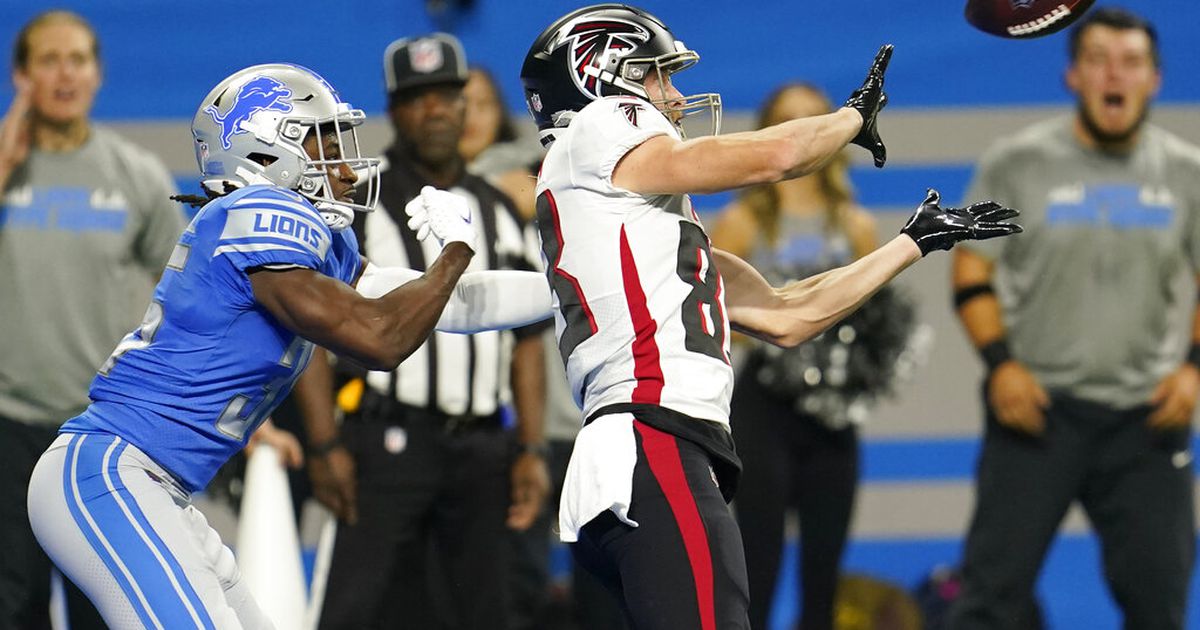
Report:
236,444,307,630
302,516,337,630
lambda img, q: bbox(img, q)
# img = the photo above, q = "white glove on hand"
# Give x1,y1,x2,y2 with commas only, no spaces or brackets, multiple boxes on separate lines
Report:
405,185,476,251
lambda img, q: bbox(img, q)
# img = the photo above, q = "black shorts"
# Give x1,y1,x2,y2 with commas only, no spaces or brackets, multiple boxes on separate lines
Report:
572,418,750,630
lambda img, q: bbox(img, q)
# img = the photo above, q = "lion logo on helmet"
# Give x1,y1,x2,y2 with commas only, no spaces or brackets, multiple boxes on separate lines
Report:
548,16,650,100
204,75,294,150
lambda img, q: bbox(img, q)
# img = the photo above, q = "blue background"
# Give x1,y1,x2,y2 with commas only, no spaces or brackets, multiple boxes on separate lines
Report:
0,1,1196,120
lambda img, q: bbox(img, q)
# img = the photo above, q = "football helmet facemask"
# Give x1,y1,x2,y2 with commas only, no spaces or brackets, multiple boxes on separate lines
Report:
191,63,380,231
520,3,721,145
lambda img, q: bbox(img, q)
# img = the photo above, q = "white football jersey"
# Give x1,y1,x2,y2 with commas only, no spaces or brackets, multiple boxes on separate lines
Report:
535,96,734,426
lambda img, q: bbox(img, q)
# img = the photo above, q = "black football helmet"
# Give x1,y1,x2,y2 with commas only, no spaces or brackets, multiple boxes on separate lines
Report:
520,3,721,144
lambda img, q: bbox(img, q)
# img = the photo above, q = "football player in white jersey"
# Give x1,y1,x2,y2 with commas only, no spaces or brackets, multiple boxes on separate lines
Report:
520,4,1022,629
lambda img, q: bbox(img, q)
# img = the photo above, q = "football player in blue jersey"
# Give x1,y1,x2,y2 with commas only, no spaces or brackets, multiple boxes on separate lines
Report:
24,63,552,630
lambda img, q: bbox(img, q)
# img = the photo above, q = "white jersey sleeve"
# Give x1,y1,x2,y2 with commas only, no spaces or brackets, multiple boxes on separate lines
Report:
565,96,678,193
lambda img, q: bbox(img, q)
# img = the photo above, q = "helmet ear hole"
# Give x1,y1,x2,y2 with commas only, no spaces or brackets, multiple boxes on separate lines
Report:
282,122,305,140
246,152,278,167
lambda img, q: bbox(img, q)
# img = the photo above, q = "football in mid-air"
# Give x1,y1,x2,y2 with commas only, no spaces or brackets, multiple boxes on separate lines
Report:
965,0,1096,39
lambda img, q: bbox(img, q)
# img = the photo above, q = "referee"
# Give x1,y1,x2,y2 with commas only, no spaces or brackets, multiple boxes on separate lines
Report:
300,33,550,630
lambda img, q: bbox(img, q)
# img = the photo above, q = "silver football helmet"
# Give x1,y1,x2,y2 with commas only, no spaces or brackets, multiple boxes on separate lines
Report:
191,63,380,231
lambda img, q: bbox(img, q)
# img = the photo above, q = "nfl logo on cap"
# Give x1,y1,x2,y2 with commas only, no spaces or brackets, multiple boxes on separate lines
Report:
411,38,444,74
384,32,469,97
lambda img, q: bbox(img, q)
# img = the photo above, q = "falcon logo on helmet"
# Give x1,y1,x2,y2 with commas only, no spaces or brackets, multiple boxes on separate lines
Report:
549,18,650,99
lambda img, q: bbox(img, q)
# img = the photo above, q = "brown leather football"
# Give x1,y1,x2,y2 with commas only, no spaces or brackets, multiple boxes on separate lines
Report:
965,0,1097,38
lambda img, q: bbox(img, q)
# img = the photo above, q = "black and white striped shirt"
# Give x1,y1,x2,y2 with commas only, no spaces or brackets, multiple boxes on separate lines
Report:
351,149,545,417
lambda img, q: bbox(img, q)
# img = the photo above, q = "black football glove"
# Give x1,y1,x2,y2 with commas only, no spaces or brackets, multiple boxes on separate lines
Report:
844,44,893,168
900,189,1022,256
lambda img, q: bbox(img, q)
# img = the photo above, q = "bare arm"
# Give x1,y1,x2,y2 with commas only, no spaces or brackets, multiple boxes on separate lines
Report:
951,248,1006,348
511,335,546,451
716,235,921,348
293,347,359,523
953,247,1049,434
293,348,339,449
613,108,863,195
722,189,1019,348
249,242,473,371
1147,275,1200,428
0,76,32,194
507,333,550,530
613,44,894,195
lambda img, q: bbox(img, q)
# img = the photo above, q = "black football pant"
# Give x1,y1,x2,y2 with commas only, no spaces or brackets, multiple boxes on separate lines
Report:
730,375,859,630
0,415,106,630
947,394,1194,630
317,409,513,630
572,420,751,630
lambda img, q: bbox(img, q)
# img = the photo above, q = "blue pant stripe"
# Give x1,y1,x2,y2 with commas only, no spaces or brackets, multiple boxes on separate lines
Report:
62,434,162,629
72,434,203,628
106,439,217,630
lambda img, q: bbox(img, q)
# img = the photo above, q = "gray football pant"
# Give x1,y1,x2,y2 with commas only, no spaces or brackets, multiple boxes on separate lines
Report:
27,432,274,630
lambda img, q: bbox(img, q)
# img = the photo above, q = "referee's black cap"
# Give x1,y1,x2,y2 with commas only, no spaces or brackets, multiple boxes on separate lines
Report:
384,32,469,100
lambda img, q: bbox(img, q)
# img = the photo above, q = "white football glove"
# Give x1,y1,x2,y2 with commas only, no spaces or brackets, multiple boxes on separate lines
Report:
405,185,477,251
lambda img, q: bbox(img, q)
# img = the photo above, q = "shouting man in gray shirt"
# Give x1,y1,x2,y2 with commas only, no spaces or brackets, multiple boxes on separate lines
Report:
0,11,184,629
948,8,1200,630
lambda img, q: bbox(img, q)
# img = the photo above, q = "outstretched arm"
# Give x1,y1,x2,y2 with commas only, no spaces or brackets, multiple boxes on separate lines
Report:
720,188,1021,348
249,242,473,371
614,45,893,195
250,188,481,371
717,237,921,348
614,109,863,195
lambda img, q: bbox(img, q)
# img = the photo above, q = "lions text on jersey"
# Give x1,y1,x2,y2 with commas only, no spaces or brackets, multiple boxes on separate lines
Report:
62,184,361,491
535,95,734,427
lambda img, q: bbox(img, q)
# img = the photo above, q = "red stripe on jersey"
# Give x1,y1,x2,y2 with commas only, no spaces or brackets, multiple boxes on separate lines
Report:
619,226,664,404
546,190,598,335
634,421,716,630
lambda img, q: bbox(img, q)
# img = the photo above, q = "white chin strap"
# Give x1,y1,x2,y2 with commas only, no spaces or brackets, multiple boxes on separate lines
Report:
313,201,354,232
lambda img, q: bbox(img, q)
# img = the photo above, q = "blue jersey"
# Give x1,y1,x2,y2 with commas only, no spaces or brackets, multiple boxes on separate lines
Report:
62,185,361,491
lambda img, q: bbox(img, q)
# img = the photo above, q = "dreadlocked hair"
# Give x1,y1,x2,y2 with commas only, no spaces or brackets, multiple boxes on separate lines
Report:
170,193,208,208
169,181,241,208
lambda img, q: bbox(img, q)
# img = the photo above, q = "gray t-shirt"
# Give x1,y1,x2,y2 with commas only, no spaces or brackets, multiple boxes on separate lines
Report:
0,126,184,426
963,117,1200,408
466,135,543,182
